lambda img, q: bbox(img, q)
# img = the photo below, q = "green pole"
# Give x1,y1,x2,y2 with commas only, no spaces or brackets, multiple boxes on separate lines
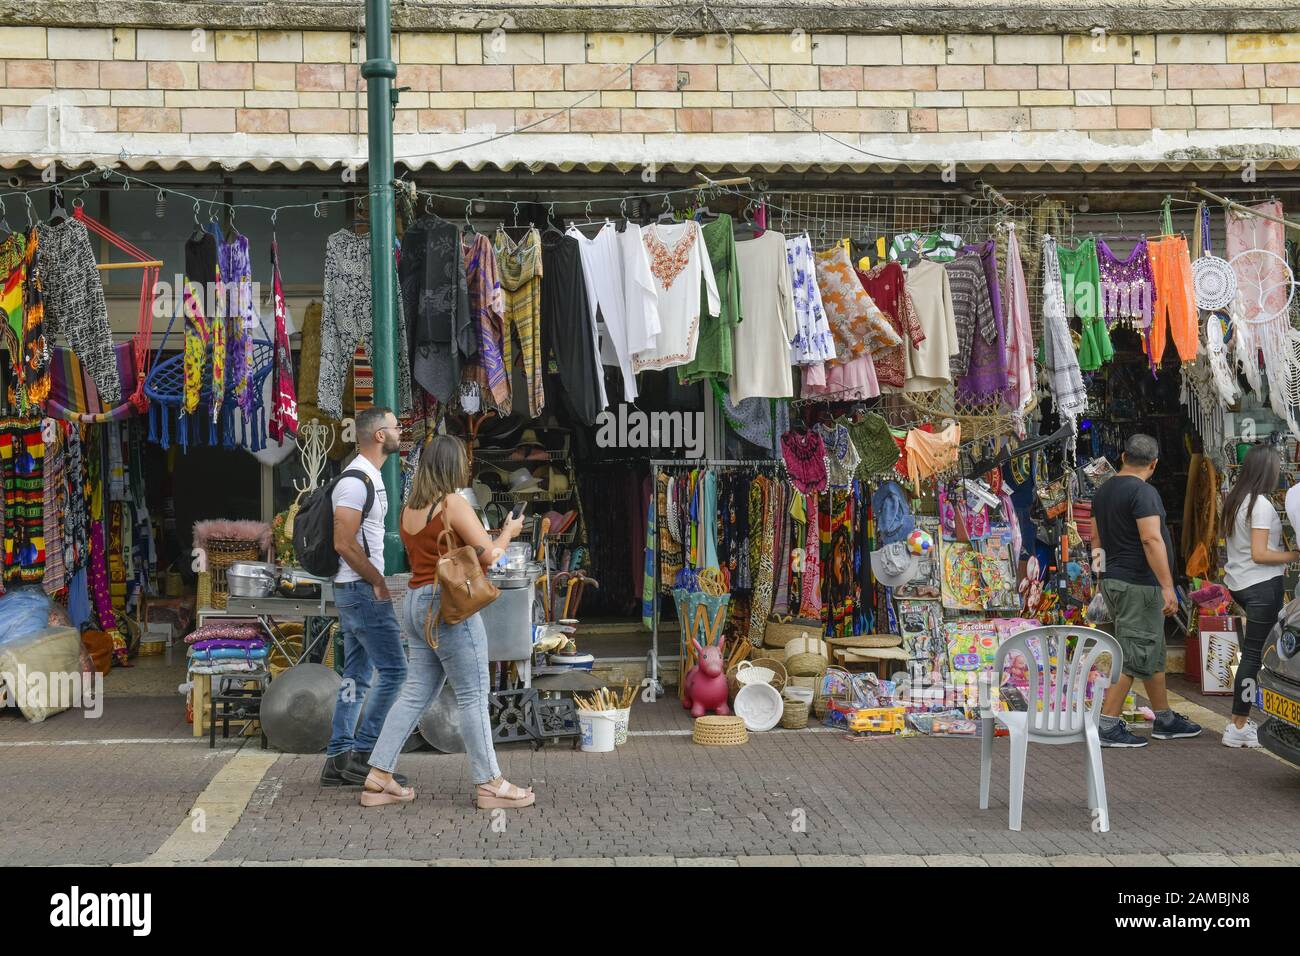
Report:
361,0,406,572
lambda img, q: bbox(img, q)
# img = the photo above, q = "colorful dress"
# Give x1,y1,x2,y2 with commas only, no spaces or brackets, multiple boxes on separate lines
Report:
463,233,508,411
495,227,545,417
785,233,836,367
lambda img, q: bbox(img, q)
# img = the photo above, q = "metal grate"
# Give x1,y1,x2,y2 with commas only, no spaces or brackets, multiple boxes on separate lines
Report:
765,186,1066,435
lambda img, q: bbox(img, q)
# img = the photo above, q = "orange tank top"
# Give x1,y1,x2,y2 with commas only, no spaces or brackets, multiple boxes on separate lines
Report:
400,501,452,588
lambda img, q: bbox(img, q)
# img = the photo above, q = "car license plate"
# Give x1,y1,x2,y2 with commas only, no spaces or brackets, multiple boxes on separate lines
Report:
1261,688,1300,728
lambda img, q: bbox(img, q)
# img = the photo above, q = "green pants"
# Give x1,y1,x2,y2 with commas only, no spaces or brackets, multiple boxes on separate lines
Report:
1101,578,1167,680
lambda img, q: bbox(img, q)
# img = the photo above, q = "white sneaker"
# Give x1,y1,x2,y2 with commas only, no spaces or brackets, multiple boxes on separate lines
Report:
1222,720,1261,749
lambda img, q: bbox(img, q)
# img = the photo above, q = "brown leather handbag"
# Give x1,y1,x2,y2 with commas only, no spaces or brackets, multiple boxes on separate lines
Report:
424,524,499,649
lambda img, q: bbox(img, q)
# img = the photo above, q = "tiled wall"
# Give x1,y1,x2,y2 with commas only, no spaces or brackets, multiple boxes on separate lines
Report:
3,27,1300,158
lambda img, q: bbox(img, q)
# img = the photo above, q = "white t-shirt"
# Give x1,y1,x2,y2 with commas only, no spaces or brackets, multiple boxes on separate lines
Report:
1285,483,1300,543
632,220,719,373
331,454,387,582
1223,494,1284,592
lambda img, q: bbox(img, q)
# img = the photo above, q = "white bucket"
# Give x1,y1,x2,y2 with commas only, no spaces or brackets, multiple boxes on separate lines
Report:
613,707,631,745
579,709,617,753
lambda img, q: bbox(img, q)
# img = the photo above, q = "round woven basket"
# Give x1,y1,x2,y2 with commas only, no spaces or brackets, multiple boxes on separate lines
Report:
692,715,748,746
813,665,854,719
206,538,262,610
785,635,830,677
728,657,788,699
780,697,811,729
761,619,819,648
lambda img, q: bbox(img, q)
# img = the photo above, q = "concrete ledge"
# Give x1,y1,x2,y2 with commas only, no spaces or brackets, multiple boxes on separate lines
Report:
3,2,1299,35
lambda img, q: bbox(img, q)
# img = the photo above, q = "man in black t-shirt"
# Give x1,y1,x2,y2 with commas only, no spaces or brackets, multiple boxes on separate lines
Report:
1090,434,1201,747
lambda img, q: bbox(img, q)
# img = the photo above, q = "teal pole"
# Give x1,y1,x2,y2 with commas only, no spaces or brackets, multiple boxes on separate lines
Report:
361,0,406,572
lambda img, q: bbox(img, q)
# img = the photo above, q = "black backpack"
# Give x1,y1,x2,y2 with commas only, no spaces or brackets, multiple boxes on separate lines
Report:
292,469,376,577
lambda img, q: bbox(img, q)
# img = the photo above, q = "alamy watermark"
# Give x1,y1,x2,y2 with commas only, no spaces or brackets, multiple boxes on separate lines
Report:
595,405,704,458
1,665,103,718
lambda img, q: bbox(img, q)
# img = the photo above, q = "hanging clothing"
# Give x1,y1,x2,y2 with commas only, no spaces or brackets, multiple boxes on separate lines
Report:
712,382,788,454
818,420,861,488
957,239,1010,402
1056,236,1113,371
1003,225,1036,415
900,259,959,391
219,231,257,417
0,420,44,584
858,260,923,390
904,422,960,494
746,477,776,646
568,221,658,403
35,218,121,406
181,230,224,427
730,230,796,403
814,244,901,361
1097,238,1155,328
680,215,742,385
319,229,414,420
890,231,965,263
632,220,720,373
0,232,25,374
267,240,298,442
17,230,48,410
781,428,828,494
943,253,998,380
541,231,604,425
1147,235,1198,364
1227,200,1289,326
785,233,837,368
401,216,474,405
847,412,900,478
1041,237,1088,424
799,491,822,619
495,227,545,417
822,489,855,639
800,354,880,401
461,232,509,412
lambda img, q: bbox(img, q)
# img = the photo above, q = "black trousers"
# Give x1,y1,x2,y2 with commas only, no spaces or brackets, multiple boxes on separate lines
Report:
1229,576,1285,718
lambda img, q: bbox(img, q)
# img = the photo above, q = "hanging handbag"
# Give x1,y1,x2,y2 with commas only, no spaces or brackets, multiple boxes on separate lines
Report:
423,505,500,649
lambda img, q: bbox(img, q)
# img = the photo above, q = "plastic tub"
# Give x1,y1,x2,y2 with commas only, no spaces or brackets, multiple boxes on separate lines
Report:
578,708,617,753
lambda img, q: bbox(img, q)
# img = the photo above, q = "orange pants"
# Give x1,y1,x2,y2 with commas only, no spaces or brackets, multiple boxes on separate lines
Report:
1148,236,1198,363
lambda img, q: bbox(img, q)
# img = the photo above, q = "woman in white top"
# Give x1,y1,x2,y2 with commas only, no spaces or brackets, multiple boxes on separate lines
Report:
1221,445,1298,748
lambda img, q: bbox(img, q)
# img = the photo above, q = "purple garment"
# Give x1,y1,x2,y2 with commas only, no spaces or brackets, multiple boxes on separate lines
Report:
220,232,257,417
957,239,1009,403
1096,239,1154,328
190,638,267,652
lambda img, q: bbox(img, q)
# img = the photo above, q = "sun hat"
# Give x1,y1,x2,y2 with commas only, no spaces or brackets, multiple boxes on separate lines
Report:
870,541,919,588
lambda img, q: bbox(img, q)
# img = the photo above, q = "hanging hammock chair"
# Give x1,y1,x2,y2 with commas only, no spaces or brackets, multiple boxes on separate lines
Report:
144,301,275,452
42,206,160,424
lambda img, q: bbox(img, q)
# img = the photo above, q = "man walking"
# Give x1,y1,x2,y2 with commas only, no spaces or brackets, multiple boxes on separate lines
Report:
320,406,410,787
1091,433,1202,747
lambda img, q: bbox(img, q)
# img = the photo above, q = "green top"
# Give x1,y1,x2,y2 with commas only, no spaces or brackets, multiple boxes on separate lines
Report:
1056,236,1113,372
679,214,742,385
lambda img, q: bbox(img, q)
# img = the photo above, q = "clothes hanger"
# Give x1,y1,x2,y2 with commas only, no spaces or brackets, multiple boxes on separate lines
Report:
188,201,207,242
655,194,677,225
463,199,477,237
542,201,564,239
0,197,11,238
48,185,68,226
733,200,759,240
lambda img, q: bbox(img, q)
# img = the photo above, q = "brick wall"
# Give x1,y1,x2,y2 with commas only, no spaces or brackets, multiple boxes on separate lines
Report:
3,26,1300,166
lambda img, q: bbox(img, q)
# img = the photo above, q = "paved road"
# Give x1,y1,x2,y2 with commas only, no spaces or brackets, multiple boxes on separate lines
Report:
2,675,1298,866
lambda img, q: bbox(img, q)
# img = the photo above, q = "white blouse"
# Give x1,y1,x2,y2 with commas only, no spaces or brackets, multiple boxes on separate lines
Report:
567,221,658,402
730,229,797,403
632,220,720,373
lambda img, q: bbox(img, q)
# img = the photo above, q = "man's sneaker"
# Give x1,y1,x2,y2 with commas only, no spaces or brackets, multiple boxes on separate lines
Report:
350,750,408,787
1222,720,1261,748
1152,711,1203,740
320,752,362,788
1099,721,1149,748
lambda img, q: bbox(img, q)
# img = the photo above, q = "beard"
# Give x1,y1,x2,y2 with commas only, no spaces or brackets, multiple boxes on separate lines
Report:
382,432,400,455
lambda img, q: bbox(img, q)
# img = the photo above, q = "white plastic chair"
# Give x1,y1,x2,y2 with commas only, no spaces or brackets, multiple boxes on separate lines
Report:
978,625,1123,832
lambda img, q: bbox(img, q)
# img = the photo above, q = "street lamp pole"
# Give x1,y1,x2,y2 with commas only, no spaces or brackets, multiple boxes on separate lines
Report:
361,0,406,571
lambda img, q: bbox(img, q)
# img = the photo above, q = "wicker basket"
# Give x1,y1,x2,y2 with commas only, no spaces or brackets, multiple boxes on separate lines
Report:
785,634,830,677
758,645,787,664
197,571,212,610
206,538,263,610
813,665,854,719
788,675,818,693
692,715,748,746
745,657,787,693
781,697,811,729
762,618,821,649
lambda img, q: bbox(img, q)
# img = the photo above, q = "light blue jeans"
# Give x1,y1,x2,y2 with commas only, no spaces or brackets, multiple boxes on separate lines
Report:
368,583,501,784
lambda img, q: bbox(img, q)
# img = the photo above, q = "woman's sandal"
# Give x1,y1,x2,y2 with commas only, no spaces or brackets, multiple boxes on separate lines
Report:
475,778,536,809
360,772,416,807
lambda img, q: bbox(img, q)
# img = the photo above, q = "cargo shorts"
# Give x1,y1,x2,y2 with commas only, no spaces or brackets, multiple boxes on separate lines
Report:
1100,578,1167,680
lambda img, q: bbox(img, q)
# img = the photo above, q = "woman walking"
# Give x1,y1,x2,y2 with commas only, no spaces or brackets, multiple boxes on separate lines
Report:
1221,445,1297,749
361,435,536,808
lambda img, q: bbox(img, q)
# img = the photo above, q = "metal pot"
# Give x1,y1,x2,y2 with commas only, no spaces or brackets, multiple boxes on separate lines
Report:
227,561,278,597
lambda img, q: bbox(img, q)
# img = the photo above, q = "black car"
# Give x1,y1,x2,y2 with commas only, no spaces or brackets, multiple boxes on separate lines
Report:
1257,598,1300,765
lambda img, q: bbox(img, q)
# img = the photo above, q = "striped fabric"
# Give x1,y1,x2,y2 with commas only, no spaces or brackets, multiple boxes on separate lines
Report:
0,420,45,584
46,344,139,424
495,228,545,418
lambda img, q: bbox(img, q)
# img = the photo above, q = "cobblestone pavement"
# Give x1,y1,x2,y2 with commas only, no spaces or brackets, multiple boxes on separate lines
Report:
2,674,1298,866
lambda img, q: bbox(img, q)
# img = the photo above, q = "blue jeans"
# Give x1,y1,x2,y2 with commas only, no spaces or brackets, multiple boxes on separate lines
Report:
368,583,501,784
326,580,408,757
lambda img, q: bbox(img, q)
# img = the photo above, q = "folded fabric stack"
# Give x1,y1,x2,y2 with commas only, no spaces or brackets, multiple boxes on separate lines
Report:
186,622,267,675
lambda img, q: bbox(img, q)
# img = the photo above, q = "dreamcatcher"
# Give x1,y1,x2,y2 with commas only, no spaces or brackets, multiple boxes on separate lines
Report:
1203,311,1239,406
1228,247,1298,431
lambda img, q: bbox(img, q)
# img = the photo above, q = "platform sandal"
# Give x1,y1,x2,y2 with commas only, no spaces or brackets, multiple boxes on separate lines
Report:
360,772,416,807
475,778,536,809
